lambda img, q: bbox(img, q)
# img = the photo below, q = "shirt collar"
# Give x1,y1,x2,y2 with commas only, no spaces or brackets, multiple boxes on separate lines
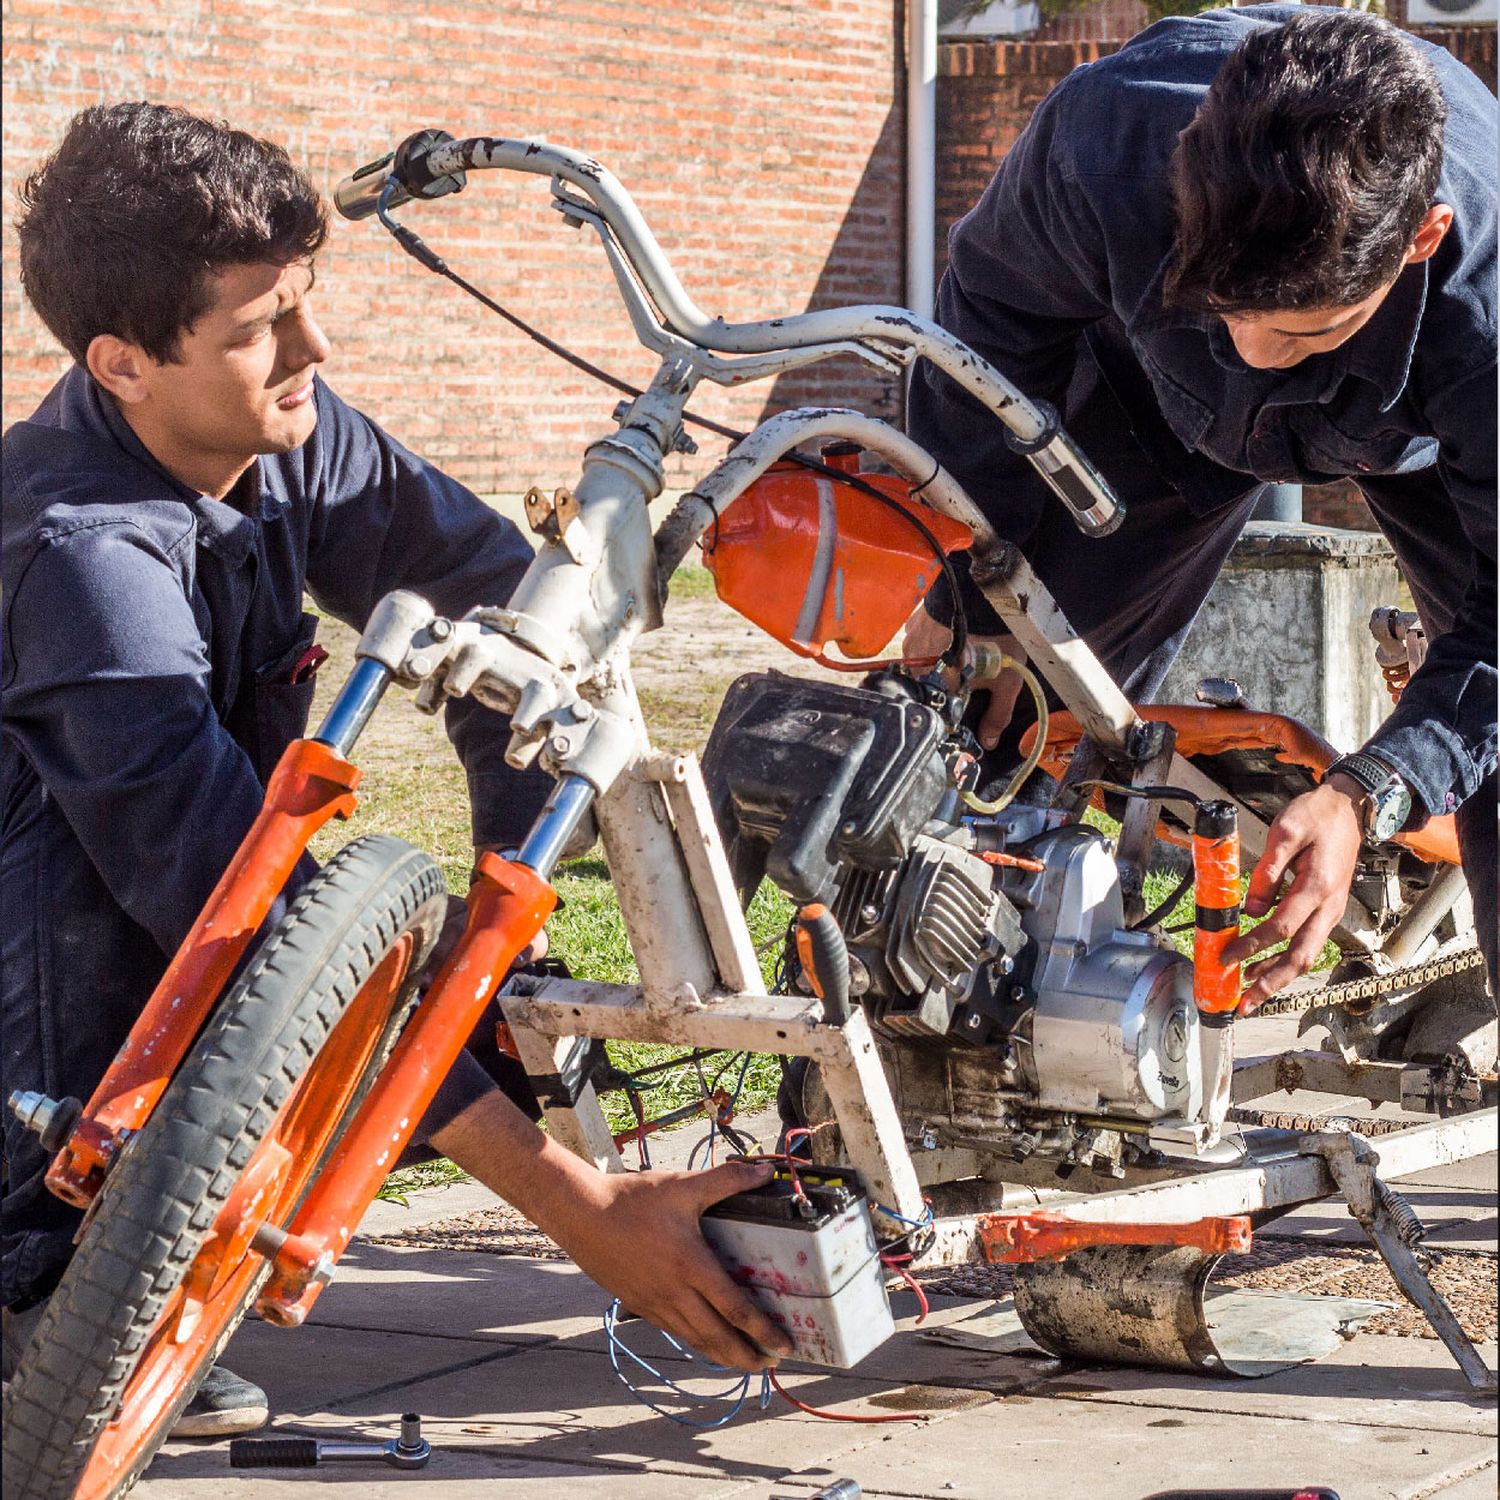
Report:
80,371,284,551
1339,260,1428,414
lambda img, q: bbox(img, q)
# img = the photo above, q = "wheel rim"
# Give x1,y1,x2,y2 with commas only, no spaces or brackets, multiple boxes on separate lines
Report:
75,934,419,1499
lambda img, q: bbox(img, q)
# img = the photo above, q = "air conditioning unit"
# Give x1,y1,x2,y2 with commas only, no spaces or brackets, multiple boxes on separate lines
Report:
1407,0,1497,24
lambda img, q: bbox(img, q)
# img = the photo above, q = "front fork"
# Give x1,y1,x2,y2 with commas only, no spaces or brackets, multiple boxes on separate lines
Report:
36,658,592,1321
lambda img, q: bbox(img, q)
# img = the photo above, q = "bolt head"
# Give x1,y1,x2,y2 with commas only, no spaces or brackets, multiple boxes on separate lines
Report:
550,734,570,756
428,617,452,641
408,653,433,677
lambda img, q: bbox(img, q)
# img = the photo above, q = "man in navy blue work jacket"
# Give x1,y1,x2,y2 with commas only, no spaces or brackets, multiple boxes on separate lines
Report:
909,7,1497,1011
1,102,792,1428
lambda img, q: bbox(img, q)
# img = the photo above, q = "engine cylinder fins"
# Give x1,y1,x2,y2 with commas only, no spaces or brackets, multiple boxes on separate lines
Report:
889,836,1020,997
1012,1243,1389,1377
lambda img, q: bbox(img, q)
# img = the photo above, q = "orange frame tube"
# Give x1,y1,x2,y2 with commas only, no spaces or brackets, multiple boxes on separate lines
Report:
1021,705,1461,866
46,740,361,1208
255,851,556,1325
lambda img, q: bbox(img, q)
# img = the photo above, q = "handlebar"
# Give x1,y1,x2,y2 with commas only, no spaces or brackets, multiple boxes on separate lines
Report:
334,132,1123,537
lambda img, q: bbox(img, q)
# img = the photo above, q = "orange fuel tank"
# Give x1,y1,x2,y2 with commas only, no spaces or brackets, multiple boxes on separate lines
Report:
702,442,972,665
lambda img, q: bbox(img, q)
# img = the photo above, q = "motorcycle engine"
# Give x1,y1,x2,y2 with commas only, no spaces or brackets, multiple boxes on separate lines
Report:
703,670,1201,1128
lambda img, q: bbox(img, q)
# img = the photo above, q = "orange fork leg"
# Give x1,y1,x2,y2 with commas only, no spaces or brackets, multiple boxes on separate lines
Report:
255,852,556,1326
46,740,362,1208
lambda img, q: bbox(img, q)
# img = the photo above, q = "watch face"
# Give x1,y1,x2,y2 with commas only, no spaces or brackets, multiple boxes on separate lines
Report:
1371,783,1412,842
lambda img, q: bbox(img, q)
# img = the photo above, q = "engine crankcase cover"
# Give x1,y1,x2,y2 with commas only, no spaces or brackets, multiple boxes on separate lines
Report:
1019,827,1199,1120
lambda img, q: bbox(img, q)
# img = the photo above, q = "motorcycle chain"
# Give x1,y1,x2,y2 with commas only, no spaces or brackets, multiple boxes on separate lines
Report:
1249,947,1487,1020
1224,1106,1421,1136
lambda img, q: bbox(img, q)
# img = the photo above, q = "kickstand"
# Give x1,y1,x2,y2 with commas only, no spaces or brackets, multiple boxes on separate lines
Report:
1302,1130,1497,1395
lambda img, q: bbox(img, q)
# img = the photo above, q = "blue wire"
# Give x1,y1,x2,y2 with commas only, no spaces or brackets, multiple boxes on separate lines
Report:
604,1300,772,1429
872,1200,934,1230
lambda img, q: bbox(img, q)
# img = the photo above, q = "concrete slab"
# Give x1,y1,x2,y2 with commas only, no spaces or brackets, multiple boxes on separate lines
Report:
1389,1152,1498,1192
302,1242,610,1345
231,1334,967,1489
1272,1175,1498,1250
1028,1332,1498,1437
130,1247,1499,1500
355,1179,500,1240
137,1446,739,1496
771,1401,1498,1500
1426,1460,1500,1499
211,1320,526,1414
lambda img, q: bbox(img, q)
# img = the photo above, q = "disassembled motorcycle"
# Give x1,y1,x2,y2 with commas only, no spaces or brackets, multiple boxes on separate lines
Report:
5,133,1495,1499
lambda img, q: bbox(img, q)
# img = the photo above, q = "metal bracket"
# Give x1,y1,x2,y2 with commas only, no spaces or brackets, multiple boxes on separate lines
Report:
1301,1128,1497,1393
976,1209,1251,1263
523,486,596,566
1115,719,1178,924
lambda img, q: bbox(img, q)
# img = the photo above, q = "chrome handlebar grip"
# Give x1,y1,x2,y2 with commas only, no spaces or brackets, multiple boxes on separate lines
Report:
333,130,466,222
333,152,405,221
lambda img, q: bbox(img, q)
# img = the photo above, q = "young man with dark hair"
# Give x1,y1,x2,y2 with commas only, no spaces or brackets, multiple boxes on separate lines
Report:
1,102,792,1434
908,6,1496,1008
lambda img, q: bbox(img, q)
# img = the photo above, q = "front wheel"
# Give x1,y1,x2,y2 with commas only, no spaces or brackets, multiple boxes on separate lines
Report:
2,834,448,1500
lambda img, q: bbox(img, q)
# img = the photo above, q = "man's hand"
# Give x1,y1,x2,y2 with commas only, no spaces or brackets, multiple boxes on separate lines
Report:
431,1090,795,1372
902,607,1027,750
543,1160,798,1371
1222,775,1364,1011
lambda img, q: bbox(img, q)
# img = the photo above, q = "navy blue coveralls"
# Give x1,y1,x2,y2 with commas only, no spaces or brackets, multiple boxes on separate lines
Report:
2,369,550,1309
909,5,1498,981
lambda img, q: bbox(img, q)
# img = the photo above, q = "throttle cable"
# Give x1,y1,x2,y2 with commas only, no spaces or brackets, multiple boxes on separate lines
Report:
373,195,969,669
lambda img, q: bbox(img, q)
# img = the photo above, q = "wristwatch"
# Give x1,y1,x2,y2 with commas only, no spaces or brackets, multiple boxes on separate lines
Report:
1326,751,1412,846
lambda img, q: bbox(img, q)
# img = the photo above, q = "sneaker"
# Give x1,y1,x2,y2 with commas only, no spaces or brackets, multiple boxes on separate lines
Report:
3,1297,268,1439
170,1364,270,1439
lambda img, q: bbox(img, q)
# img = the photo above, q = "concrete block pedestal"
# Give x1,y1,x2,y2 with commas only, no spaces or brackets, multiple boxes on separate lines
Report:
1156,521,1400,753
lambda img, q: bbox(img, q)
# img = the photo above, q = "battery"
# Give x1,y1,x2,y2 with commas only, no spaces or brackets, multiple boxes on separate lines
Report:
700,1165,896,1369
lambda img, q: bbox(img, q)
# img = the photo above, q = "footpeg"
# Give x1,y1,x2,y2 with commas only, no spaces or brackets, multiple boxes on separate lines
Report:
8,1091,82,1153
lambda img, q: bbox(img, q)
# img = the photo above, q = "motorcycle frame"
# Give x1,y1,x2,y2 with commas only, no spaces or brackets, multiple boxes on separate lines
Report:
44,136,1490,1330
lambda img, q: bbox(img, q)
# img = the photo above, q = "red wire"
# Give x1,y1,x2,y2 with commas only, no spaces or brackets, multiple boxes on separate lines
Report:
887,1261,929,1323
768,1368,926,1424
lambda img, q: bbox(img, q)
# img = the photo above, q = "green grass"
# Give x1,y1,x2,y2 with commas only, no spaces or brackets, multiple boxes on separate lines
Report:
665,563,718,602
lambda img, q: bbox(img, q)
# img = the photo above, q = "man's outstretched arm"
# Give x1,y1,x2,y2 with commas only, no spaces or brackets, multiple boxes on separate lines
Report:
429,1088,797,1372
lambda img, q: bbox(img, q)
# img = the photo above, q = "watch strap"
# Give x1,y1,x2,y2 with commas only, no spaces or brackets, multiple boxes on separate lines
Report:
1326,751,1397,798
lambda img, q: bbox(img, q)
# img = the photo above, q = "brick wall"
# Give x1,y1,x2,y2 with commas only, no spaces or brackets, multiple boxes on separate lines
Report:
936,38,1122,280
2,0,904,492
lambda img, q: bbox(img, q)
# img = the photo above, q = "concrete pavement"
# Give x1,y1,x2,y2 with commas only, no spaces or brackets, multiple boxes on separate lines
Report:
136,1142,1497,1500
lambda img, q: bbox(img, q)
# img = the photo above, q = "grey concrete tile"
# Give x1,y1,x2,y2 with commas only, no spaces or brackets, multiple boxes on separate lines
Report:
1394,1152,1498,1193
772,1290,1054,1396
303,1243,611,1345
138,1445,736,1495
1423,1459,1500,1499
265,1335,1006,1487
355,1179,501,1240
1027,1332,1498,1437
217,1319,523,1415
1271,1194,1497,1250
767,1402,1498,1500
